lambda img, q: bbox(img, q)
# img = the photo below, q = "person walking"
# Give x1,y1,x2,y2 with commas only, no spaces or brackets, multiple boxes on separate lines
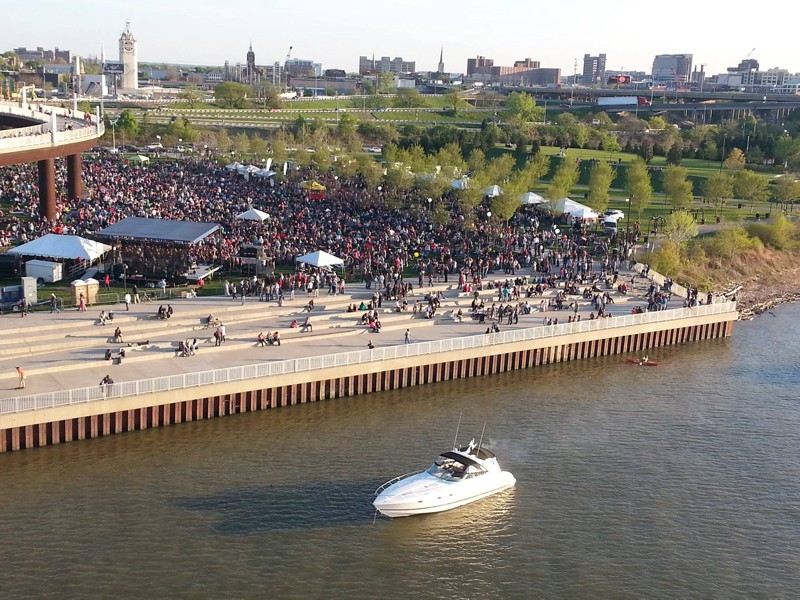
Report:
124,292,131,311
132,284,140,304
404,329,411,344
20,296,28,317
16,366,26,389
50,293,60,313
100,374,114,395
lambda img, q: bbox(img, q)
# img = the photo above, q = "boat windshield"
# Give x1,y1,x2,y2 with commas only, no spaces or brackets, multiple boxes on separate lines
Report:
427,457,482,480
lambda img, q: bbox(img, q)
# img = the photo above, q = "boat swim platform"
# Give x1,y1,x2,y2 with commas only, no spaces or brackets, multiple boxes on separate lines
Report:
0,270,738,452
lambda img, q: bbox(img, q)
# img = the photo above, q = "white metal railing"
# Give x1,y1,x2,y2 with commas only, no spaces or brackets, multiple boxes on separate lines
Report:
0,101,103,151
0,302,737,416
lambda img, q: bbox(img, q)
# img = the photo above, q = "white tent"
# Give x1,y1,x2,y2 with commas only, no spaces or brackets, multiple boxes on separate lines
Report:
484,184,503,197
225,161,243,171
295,250,345,269
451,178,469,190
552,197,599,220
521,192,546,205
235,208,270,221
254,169,276,178
8,234,111,261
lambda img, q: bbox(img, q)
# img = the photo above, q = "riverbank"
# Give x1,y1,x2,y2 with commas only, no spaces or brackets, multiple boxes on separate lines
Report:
735,269,800,319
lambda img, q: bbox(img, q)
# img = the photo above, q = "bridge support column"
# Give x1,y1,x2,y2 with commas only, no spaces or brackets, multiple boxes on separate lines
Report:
37,158,56,222
66,153,82,200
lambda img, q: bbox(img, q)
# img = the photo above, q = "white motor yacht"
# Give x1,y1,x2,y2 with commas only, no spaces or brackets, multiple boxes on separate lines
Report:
373,439,516,518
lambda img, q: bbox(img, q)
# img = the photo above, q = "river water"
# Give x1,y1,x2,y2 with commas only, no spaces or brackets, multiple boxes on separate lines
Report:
1,304,799,599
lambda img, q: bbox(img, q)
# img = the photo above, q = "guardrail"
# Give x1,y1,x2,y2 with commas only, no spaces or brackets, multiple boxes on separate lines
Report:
0,101,104,152
0,301,736,416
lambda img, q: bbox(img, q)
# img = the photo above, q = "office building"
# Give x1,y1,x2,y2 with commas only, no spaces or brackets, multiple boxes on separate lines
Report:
582,53,606,86
652,54,693,84
358,55,415,75
466,56,493,76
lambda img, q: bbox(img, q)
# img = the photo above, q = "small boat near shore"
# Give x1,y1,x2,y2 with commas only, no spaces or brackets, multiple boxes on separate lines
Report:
626,357,659,366
373,437,516,518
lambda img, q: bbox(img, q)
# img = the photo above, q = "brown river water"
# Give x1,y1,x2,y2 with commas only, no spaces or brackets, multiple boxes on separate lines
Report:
1,303,798,599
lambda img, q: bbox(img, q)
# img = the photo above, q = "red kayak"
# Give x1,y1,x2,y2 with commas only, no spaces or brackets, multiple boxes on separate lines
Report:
626,358,659,366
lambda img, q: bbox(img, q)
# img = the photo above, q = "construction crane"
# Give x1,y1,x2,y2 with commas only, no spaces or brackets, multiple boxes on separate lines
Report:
743,47,756,61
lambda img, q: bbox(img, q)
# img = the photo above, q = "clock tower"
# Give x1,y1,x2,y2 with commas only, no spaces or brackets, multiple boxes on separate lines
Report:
119,21,138,90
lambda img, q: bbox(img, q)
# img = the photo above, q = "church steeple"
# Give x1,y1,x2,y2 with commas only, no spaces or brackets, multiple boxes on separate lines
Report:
437,46,444,73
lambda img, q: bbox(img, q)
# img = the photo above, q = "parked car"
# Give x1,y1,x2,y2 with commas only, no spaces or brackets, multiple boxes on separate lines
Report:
603,210,624,222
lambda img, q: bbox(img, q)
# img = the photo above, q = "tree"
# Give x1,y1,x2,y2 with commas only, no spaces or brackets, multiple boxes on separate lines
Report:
574,124,590,149
180,84,202,108
774,137,800,169
504,91,543,124
666,143,683,165
468,148,486,173
546,158,580,201
771,175,800,210
516,153,550,191
661,212,699,244
115,110,139,137
704,172,734,216
336,112,358,143
648,116,668,131
214,82,249,108
377,72,394,95
393,88,429,108
734,170,769,211
249,134,268,157
723,147,746,171
587,161,615,214
484,154,516,185
445,89,466,117
252,83,282,109
625,157,653,217
663,165,693,210
492,180,523,223
232,132,250,155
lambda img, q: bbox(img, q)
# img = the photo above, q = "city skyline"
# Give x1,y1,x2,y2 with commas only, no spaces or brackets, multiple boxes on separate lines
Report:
3,0,798,77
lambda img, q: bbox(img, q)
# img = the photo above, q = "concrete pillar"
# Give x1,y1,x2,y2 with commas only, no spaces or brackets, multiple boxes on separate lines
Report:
66,153,82,200
37,158,56,221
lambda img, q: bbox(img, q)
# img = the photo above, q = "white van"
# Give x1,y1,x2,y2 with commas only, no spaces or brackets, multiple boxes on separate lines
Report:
603,220,618,235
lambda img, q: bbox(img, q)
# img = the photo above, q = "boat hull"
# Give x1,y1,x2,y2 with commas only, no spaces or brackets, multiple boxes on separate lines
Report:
373,472,516,518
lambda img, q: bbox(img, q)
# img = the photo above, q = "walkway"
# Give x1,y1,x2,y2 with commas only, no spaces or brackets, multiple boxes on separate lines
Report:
0,265,682,401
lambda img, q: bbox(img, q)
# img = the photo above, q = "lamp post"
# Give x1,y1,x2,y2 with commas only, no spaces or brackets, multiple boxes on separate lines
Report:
110,117,118,152
427,197,432,211
624,198,631,257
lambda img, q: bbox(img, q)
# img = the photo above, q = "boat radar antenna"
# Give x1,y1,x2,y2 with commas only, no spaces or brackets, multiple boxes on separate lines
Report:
452,412,463,451
476,422,487,454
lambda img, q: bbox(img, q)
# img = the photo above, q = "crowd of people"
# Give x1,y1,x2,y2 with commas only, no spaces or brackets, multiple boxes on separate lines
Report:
0,156,632,290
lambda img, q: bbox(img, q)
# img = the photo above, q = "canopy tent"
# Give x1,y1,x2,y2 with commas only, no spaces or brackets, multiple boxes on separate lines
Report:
295,250,344,269
235,208,270,222
127,154,150,164
96,217,220,244
521,192,546,205
483,184,503,198
253,169,276,178
8,234,111,261
551,197,599,220
225,161,243,171
299,181,326,191
451,178,469,190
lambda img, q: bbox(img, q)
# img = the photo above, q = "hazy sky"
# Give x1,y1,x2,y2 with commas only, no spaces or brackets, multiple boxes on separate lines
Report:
4,0,797,76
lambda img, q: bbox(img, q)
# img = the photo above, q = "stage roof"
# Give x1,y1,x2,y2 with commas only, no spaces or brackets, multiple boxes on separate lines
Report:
95,217,220,244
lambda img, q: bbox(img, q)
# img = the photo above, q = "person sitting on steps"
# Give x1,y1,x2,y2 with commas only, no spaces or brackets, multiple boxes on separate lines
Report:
301,318,313,333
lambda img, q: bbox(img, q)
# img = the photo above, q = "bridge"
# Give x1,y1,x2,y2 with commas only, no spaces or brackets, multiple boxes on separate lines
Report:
506,86,800,123
0,96,105,221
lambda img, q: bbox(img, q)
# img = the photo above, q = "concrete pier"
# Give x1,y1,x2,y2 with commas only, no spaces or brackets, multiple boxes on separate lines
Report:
0,273,737,453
